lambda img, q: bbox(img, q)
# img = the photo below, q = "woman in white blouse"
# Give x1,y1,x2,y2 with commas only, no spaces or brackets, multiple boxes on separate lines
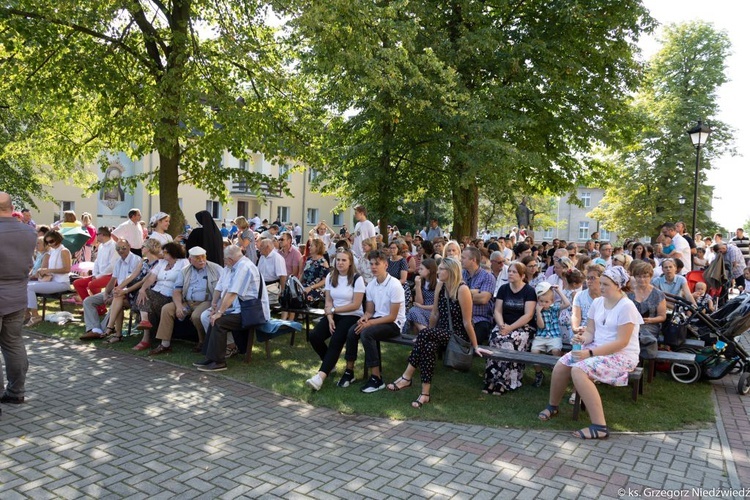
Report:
539,266,642,440
25,230,71,327
305,248,365,391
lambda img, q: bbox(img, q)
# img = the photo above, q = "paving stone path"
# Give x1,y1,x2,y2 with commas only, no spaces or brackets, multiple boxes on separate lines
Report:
1,333,748,499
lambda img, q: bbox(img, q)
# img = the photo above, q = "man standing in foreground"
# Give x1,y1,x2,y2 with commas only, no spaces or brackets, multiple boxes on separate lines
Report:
0,192,37,408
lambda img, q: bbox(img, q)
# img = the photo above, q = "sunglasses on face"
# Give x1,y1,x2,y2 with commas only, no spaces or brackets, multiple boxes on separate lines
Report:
116,246,128,251
44,239,55,244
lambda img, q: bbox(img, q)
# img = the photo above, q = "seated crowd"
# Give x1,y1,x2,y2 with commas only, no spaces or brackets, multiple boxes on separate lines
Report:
22,206,743,440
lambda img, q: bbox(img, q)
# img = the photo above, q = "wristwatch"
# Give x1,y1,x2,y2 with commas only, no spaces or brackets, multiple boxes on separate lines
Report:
330,307,336,315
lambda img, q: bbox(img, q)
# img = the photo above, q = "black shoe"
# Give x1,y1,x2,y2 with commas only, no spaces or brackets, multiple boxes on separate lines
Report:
0,394,25,404
337,369,356,388
192,359,212,368
197,362,227,372
360,375,385,393
533,371,545,388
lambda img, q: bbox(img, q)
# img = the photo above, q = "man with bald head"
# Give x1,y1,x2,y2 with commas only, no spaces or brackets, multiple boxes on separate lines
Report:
257,238,287,306
0,192,37,406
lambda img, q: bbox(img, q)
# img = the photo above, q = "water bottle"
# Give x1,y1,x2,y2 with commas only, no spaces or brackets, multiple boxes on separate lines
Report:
572,342,582,351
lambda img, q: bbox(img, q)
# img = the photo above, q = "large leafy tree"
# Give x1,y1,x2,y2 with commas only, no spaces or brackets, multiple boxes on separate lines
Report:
288,0,653,238
0,1,308,233
589,21,734,239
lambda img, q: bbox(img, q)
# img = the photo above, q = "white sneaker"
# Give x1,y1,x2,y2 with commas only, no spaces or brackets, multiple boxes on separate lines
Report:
305,374,323,391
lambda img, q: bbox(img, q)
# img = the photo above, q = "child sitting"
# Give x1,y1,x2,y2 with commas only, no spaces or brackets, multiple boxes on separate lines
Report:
531,282,571,387
692,282,714,314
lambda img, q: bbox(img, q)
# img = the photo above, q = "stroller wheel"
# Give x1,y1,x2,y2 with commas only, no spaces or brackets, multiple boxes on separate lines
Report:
671,361,701,384
739,373,750,396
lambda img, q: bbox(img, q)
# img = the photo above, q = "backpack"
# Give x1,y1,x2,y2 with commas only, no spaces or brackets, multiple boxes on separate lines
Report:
281,275,307,310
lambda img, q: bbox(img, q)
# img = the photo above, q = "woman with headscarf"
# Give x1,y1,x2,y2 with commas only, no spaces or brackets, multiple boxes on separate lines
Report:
538,266,642,440
186,210,224,266
148,212,174,245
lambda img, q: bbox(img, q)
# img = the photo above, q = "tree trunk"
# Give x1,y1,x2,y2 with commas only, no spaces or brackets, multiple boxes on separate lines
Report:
158,147,186,237
452,179,478,240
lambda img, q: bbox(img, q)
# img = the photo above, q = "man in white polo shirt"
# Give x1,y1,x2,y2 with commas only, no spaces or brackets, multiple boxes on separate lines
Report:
338,248,405,393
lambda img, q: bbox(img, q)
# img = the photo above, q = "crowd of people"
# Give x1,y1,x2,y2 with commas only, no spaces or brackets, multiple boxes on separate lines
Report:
7,196,749,438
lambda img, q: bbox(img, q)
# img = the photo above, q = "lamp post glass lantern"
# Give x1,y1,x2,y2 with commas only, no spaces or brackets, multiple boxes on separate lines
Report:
686,120,711,238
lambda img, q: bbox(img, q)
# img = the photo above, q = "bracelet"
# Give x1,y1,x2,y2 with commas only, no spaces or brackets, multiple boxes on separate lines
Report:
588,349,594,358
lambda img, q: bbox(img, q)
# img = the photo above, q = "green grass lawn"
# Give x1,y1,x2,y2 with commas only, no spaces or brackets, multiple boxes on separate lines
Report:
29,305,715,432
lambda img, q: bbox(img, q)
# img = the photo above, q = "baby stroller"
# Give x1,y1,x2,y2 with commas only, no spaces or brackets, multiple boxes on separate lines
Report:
664,292,750,394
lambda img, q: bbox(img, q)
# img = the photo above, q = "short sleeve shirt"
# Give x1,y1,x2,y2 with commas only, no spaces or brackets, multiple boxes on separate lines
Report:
365,275,406,328
325,274,366,317
587,296,643,361
495,283,536,326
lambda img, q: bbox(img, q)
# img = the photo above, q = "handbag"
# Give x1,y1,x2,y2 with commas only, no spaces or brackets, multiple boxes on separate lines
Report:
661,309,687,348
239,274,267,329
442,289,474,371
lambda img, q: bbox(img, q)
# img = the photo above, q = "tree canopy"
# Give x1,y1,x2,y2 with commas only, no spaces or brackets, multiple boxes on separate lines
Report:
286,0,655,237
0,0,309,232
589,21,734,240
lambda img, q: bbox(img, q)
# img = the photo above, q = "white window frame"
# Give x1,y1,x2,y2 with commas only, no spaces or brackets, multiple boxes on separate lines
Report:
580,191,591,208
279,163,292,181
578,221,589,241
599,228,611,241
308,168,320,182
277,206,290,224
544,228,554,240
332,213,343,226
306,208,319,225
206,200,221,220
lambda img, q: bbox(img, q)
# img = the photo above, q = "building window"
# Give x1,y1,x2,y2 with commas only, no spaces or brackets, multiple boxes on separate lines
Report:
178,198,183,209
544,228,554,239
277,206,290,223
579,191,591,208
54,201,75,223
599,228,611,241
332,213,343,226
206,201,221,219
279,163,291,181
306,208,319,225
578,222,589,241
237,201,248,218
308,168,320,182
239,159,249,171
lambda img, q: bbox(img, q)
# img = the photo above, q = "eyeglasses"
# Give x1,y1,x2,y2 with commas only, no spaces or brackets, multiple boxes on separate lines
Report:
490,260,503,265
585,276,598,282
115,246,128,251
44,239,54,244
527,263,537,267
568,253,576,257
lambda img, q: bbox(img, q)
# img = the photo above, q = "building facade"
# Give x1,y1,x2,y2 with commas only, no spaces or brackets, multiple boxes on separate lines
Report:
540,188,617,243
28,151,353,238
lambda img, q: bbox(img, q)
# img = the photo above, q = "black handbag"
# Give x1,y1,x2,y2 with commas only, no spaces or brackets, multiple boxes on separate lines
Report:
239,274,267,329
661,309,688,348
442,290,474,371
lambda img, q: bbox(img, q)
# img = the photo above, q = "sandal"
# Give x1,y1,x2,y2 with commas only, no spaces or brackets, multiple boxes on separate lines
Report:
386,376,412,391
105,334,123,344
482,384,496,395
538,405,559,421
24,317,43,328
573,423,610,440
132,341,151,351
412,393,430,408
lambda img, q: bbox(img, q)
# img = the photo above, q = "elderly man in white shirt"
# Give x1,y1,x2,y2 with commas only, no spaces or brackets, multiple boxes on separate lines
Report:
80,240,141,339
112,208,144,257
195,245,270,372
257,238,288,306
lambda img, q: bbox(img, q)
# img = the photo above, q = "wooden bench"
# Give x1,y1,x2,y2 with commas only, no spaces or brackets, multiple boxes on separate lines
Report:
658,336,705,349
642,350,697,383
270,306,325,341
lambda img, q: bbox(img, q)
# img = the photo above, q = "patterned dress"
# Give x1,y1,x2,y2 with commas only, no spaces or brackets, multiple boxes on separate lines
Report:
408,284,467,383
128,258,159,313
484,283,537,393
301,257,329,304
402,284,436,334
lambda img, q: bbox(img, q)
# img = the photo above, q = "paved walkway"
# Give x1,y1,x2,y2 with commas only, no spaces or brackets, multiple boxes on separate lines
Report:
1,333,748,499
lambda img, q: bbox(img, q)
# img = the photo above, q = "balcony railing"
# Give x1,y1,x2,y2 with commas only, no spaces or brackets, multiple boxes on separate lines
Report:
231,180,282,198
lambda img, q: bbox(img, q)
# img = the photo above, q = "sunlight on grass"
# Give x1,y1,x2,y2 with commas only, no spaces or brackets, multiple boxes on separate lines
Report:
27,305,715,432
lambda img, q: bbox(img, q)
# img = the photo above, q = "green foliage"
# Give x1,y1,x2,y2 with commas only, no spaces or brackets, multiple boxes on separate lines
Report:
0,107,47,208
286,0,655,239
591,21,735,239
0,1,307,233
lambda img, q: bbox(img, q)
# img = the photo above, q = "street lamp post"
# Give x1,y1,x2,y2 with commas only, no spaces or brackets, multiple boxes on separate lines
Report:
686,120,711,238
678,195,686,219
